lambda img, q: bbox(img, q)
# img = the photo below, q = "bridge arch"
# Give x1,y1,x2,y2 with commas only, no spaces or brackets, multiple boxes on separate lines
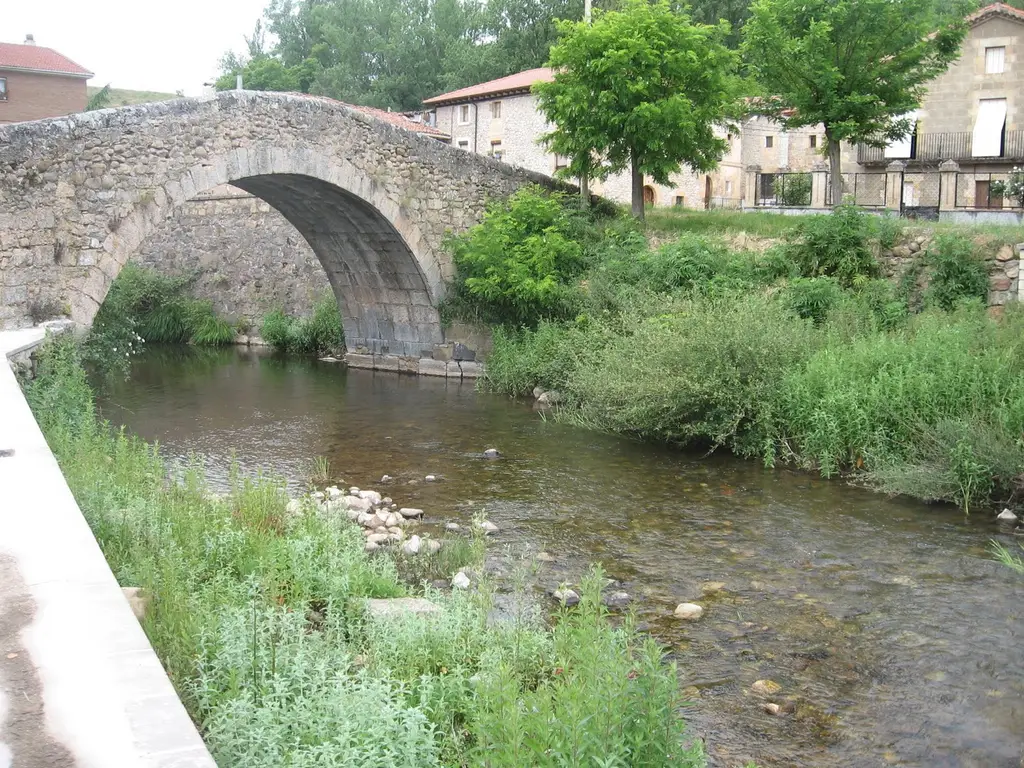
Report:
0,91,561,354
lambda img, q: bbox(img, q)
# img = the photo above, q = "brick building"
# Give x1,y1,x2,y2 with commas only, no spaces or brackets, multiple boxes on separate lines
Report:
0,36,92,124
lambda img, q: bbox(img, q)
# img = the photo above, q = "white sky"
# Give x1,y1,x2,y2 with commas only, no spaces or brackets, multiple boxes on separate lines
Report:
6,0,269,96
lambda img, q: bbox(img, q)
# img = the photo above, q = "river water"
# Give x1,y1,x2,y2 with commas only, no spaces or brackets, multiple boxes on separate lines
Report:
97,346,1024,768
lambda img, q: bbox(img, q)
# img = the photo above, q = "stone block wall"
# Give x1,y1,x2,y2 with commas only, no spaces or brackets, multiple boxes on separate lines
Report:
135,185,329,327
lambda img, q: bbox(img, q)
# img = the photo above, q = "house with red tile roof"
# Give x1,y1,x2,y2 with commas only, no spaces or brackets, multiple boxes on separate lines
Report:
0,35,92,123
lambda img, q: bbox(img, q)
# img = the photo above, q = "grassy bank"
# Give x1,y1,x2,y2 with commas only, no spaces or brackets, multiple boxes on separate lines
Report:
448,188,1024,512
260,292,345,356
23,335,703,767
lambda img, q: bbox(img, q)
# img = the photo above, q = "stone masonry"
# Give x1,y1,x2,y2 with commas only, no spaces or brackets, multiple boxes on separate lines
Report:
135,184,329,327
0,90,565,355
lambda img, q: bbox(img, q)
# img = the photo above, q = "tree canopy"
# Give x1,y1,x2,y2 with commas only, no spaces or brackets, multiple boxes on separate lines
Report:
741,0,973,202
535,0,737,219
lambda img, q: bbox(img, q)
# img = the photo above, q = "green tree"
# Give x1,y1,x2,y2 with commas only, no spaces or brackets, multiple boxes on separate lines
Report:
742,0,971,205
86,84,112,111
535,0,737,220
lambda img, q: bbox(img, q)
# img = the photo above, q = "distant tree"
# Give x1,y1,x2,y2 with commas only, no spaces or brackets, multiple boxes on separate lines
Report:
742,0,972,205
86,84,112,111
535,0,737,219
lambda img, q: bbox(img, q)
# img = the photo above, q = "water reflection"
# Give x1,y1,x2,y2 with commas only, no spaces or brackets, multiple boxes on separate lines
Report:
98,346,1024,768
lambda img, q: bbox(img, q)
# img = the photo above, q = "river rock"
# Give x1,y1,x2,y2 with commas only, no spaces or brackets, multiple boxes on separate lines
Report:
326,486,343,499
762,702,782,716
674,603,704,621
478,520,499,535
349,487,360,495
387,526,404,536
346,510,361,522
554,588,580,606
358,489,383,506
701,581,726,596
452,571,472,589
424,539,442,555
380,474,393,483
382,497,393,505
367,533,390,545
536,551,555,563
425,474,437,482
537,390,564,405
345,495,374,514
402,535,422,555
997,508,1019,523
364,540,380,553
285,498,302,515
532,386,547,399
603,590,632,608
484,448,501,459
400,507,425,519
311,491,325,502
383,512,402,527
751,679,782,696
445,522,461,532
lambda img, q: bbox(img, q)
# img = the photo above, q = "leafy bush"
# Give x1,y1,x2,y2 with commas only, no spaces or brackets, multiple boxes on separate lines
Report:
444,187,587,326
989,167,1024,209
788,205,879,286
923,234,989,311
484,321,598,397
783,277,843,324
773,173,812,206
260,293,345,356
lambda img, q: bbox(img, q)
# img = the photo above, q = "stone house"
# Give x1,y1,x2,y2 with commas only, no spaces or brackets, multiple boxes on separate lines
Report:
424,67,717,209
0,36,92,123
743,3,1024,210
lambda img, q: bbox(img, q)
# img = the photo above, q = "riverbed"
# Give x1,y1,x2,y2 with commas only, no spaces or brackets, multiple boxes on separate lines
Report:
96,346,1024,768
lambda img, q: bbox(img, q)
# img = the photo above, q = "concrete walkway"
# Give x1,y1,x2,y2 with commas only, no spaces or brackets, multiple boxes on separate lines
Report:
0,328,215,768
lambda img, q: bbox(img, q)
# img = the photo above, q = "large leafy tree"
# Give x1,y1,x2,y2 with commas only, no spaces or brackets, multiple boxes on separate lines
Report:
742,0,972,205
535,0,738,219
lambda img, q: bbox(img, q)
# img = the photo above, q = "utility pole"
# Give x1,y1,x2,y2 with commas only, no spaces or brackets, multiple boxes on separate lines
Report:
579,0,592,210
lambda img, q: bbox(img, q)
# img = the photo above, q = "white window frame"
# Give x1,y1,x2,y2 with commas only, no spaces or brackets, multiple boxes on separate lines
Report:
457,104,471,125
972,98,1007,157
0,78,7,101
490,101,501,119
985,46,1005,75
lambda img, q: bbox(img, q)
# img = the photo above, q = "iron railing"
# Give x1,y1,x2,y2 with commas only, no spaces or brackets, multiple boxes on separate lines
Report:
753,172,813,207
858,130,1024,164
826,173,887,208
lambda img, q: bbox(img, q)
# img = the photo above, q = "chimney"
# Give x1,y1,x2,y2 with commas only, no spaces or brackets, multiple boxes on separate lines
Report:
24,34,36,45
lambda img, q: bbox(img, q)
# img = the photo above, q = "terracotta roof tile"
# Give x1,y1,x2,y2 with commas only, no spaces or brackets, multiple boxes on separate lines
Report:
0,42,92,77
967,2,1024,24
423,67,553,106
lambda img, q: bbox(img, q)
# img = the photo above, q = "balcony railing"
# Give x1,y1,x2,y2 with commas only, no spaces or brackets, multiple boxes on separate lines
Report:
858,130,1024,164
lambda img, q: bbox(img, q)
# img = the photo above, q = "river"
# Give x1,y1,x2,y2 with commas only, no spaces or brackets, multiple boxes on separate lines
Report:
96,346,1024,768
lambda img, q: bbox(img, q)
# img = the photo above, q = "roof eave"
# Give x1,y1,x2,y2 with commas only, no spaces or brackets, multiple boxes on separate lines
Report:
0,64,93,79
423,85,534,108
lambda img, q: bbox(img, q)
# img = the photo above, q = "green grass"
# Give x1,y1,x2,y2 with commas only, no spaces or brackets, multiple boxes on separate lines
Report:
644,208,815,239
87,86,178,106
260,293,345,356
23,335,703,768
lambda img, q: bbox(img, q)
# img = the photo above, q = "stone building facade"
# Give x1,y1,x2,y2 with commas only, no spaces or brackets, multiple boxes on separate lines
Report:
0,37,92,123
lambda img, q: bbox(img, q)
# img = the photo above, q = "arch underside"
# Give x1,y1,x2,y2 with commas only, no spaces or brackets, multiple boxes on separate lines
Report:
230,174,442,356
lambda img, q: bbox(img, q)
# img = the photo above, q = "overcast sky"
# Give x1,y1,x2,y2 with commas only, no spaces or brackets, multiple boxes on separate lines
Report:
6,0,269,96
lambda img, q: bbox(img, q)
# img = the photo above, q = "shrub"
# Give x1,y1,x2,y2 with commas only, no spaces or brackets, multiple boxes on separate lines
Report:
444,187,587,326
484,321,598,397
989,167,1024,209
788,205,879,287
260,293,345,356
773,173,812,206
783,277,843,325
923,234,990,311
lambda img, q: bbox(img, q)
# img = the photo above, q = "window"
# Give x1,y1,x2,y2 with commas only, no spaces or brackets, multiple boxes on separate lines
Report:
674,195,685,207
765,135,774,149
972,98,1007,157
985,46,1005,74
554,154,569,170
885,111,918,158
490,101,502,119
758,173,776,201
490,139,503,161
456,138,470,150
809,135,817,149
458,104,470,124
0,78,6,101
725,180,733,196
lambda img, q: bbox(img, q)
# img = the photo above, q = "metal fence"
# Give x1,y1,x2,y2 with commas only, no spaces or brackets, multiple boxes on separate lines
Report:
753,172,813,207
900,171,942,219
825,173,888,208
954,171,1021,209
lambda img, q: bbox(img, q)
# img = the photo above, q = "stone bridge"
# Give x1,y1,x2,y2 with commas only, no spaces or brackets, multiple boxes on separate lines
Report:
0,91,559,355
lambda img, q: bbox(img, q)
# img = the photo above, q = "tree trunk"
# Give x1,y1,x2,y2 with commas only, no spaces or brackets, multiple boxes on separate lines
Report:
580,170,590,210
631,150,644,221
825,127,843,208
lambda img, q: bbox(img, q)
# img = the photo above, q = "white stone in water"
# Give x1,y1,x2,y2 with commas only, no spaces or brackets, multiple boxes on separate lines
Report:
452,572,472,589
532,386,547,399
356,512,373,526
380,475,393,483
478,520,499,535
326,486,343,499
400,507,425,518
445,522,461,532
553,588,580,606
483,448,501,459
285,499,302,515
345,495,373,514
402,535,422,555
346,510,361,522
384,513,401,527
425,474,437,482
383,497,393,505
358,489,383,506
350,487,360,494
674,603,704,621
537,390,564,405
311,491,325,501
424,539,442,555
997,508,1018,523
